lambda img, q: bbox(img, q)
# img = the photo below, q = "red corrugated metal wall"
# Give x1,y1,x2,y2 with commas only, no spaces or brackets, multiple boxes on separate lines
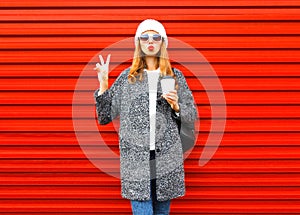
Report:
1,0,300,214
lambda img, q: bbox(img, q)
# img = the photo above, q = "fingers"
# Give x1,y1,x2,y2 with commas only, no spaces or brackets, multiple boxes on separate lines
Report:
94,62,100,70
166,95,177,102
99,54,111,66
163,94,178,104
106,54,111,65
166,90,177,96
169,90,177,94
95,54,111,72
99,55,105,66
165,90,178,101
94,54,110,83
164,97,177,112
94,63,102,74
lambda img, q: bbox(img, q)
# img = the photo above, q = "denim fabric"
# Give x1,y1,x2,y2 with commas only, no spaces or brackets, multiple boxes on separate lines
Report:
130,150,171,215
130,179,171,215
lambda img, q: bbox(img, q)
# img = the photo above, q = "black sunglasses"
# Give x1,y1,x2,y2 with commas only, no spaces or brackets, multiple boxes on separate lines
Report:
139,34,162,42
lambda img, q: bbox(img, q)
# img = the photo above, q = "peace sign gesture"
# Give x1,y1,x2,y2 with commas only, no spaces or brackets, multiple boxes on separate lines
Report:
94,54,111,83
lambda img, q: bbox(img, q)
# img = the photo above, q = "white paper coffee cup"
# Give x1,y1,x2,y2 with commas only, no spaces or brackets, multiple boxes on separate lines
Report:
161,76,175,95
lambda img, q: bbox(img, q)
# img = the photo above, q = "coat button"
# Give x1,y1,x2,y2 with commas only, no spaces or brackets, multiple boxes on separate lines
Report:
156,148,161,153
157,100,162,105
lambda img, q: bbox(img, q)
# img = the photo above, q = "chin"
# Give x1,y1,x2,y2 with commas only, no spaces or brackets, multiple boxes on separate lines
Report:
147,53,159,57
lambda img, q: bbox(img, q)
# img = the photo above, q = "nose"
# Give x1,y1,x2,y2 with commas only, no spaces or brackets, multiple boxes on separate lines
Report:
148,36,154,43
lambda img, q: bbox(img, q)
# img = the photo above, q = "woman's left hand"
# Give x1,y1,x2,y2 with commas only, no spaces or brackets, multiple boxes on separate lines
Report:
162,90,180,112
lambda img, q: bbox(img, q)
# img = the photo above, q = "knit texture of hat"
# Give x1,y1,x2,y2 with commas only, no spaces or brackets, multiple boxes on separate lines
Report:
134,19,168,48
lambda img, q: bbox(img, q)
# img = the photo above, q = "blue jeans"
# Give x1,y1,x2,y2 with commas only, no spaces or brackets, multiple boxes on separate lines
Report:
130,150,171,215
130,179,171,215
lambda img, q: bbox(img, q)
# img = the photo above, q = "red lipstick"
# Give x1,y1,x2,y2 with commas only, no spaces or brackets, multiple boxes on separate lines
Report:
148,45,154,51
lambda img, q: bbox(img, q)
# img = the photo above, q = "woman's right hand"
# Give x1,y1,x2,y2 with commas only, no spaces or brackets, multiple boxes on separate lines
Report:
94,54,111,83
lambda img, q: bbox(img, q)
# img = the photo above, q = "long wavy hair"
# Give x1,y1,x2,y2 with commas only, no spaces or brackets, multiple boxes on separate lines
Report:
128,39,175,83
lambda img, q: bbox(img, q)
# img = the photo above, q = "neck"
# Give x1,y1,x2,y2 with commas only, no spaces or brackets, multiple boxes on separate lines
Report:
145,56,158,70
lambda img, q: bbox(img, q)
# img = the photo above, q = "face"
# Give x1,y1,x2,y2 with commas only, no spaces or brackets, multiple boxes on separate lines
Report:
139,30,163,56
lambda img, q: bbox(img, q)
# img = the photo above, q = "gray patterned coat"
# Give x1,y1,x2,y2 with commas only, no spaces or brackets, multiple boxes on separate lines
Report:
94,67,197,201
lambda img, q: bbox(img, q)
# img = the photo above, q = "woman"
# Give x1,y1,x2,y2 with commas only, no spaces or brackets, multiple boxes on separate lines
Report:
94,19,197,215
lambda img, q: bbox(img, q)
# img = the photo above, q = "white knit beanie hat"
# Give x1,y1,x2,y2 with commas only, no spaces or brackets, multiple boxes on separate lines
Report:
134,19,168,48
